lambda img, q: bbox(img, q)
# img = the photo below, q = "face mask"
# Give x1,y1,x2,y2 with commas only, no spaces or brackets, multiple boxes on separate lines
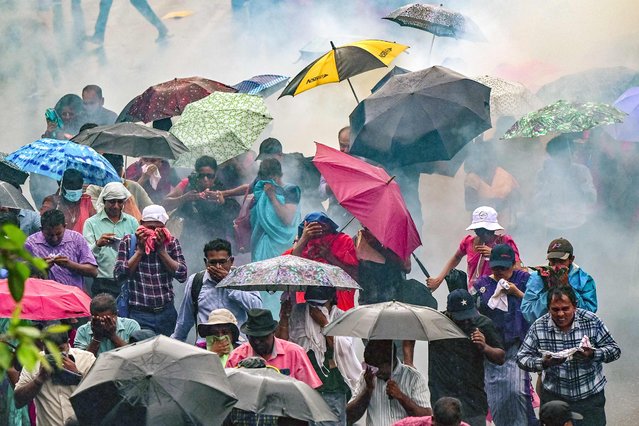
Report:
63,188,83,202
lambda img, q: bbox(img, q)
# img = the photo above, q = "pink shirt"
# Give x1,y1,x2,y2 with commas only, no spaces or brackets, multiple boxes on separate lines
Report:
457,234,520,289
226,337,323,388
393,417,470,426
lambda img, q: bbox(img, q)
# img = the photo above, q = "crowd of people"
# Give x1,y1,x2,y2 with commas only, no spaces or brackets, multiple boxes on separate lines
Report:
0,84,622,426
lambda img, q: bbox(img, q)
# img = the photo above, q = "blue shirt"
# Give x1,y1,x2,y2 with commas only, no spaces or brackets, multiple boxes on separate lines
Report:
18,209,41,236
521,264,597,323
474,269,531,347
516,309,620,401
171,270,262,343
74,317,141,354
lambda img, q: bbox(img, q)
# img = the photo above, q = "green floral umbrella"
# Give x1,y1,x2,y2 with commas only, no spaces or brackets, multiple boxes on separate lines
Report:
170,92,272,166
503,99,626,139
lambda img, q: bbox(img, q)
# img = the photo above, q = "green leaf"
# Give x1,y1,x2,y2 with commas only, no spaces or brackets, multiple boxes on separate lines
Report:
15,326,41,339
44,324,70,334
0,343,13,371
2,224,26,246
7,274,24,302
31,257,48,271
16,344,40,371
43,340,62,368
15,262,30,280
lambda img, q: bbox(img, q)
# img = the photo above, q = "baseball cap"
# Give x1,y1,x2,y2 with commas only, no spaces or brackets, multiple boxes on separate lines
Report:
466,206,504,231
446,289,479,321
546,238,573,260
540,401,583,425
489,244,516,268
256,138,282,160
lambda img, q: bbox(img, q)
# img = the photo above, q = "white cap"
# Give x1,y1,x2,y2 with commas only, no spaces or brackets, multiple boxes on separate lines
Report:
141,205,169,224
466,206,504,231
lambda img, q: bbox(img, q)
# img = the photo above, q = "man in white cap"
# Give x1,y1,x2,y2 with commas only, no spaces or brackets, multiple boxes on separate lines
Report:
83,182,139,297
114,204,188,336
427,206,522,291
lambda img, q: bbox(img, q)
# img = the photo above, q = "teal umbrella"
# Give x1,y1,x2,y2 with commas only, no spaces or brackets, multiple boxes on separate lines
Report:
503,100,626,139
170,92,272,166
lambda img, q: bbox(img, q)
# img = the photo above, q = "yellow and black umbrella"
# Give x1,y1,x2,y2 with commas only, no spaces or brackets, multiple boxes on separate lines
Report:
279,39,409,102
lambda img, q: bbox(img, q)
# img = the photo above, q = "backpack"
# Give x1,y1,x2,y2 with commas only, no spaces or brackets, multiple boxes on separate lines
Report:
190,271,206,326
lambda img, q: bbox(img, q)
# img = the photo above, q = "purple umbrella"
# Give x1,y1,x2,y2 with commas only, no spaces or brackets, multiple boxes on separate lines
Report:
605,87,639,142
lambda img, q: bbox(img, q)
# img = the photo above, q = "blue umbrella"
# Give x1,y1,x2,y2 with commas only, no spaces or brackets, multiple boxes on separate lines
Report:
6,139,121,186
605,87,639,142
232,74,289,97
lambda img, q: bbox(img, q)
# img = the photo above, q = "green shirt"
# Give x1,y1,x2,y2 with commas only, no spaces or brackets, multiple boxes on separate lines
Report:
74,317,141,354
308,347,350,396
82,210,139,279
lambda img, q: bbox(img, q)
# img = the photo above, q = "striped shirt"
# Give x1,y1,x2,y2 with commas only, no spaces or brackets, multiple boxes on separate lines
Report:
113,233,188,308
516,308,620,401
352,361,431,426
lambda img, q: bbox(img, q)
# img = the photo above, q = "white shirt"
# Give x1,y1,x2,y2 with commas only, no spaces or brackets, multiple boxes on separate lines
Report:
15,348,95,426
352,361,431,426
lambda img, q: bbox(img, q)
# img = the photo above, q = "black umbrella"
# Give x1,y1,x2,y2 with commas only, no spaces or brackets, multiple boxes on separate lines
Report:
0,154,28,186
71,122,190,160
349,66,492,167
70,335,237,426
371,66,411,93
0,182,34,210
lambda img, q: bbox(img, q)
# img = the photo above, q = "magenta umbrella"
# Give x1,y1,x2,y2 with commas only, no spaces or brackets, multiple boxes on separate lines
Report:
313,143,421,259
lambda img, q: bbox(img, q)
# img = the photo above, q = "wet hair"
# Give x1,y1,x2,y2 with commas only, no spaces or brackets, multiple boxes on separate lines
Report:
61,169,84,190
547,285,578,308
433,397,463,426
82,84,103,99
257,158,283,180
41,209,66,229
79,123,99,133
203,239,232,257
0,211,19,227
195,155,217,172
103,153,124,174
363,339,393,363
90,293,117,316
54,94,84,115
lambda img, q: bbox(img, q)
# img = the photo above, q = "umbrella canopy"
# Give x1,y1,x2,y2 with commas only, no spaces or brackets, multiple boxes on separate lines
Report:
119,77,237,123
371,66,411,93
0,154,28,187
170,92,273,166
313,143,421,259
70,335,237,426
605,87,639,142
503,100,626,139
349,65,492,167
216,255,361,292
6,139,121,186
383,3,484,41
296,35,366,63
71,122,190,160
322,300,466,341
536,66,639,104
0,278,91,320
279,39,409,100
233,74,290,97
474,75,541,119
0,182,34,210
225,367,337,422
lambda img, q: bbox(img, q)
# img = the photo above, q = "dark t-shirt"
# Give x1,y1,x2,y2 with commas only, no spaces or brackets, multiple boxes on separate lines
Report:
428,314,503,418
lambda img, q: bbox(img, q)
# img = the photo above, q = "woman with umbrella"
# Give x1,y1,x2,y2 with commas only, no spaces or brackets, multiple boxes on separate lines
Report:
427,206,522,292
250,158,301,316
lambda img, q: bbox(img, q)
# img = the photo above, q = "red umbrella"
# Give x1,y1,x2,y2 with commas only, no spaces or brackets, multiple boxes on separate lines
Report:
119,77,237,123
312,143,421,259
0,278,91,320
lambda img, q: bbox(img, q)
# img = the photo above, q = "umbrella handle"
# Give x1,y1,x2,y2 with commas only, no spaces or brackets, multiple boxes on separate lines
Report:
411,253,431,278
338,216,357,234
346,78,360,103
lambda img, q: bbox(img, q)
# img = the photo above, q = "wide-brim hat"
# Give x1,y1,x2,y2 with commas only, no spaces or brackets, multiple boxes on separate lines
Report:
466,206,504,231
240,308,279,337
197,308,240,342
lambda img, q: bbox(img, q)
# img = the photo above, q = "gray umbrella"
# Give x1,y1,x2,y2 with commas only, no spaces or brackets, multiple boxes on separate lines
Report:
71,122,190,160
0,181,34,211
225,367,338,422
322,300,466,341
70,335,237,426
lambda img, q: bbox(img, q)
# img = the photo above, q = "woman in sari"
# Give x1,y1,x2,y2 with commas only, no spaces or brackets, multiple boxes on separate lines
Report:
250,158,301,316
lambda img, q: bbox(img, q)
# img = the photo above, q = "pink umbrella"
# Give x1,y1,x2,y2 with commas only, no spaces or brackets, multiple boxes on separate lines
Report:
0,278,91,320
313,142,421,259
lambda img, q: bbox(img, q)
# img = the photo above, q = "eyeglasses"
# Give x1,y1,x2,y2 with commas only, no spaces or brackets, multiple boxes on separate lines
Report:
206,256,231,266
197,173,215,180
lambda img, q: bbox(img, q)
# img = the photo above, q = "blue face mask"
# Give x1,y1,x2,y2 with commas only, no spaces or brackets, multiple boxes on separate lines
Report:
63,188,83,202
